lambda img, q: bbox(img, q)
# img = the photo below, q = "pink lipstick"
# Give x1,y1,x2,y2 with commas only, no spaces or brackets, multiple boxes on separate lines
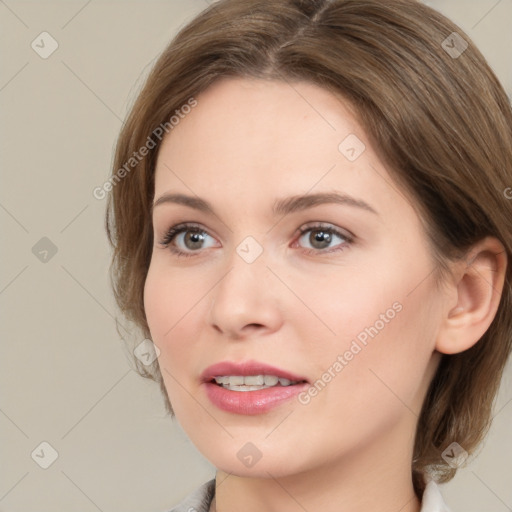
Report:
201,360,309,415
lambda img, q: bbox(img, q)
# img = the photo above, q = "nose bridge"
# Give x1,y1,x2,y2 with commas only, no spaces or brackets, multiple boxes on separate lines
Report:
207,234,282,336
215,236,269,303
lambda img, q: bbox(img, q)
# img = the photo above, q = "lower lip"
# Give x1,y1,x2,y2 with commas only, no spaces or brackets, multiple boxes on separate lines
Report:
203,381,309,415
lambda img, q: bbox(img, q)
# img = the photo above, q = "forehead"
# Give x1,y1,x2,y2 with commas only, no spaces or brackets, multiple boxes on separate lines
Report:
156,78,362,181
158,77,359,162
153,77,415,224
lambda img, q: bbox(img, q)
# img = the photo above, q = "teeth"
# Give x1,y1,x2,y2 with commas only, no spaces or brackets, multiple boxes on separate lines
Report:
244,375,264,385
226,385,271,392
264,375,279,386
213,374,301,390
228,376,244,385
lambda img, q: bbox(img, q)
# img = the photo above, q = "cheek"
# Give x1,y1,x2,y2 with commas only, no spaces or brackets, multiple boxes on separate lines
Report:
143,265,171,341
364,283,441,407
293,247,440,407
144,260,206,338
290,287,439,463
143,260,221,395
143,263,200,371
332,286,439,426
143,266,196,412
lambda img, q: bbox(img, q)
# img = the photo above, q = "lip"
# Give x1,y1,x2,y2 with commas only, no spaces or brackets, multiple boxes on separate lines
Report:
200,360,309,415
200,360,308,383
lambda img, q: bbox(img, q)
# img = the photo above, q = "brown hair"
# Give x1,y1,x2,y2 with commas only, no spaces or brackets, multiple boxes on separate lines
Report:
105,0,512,498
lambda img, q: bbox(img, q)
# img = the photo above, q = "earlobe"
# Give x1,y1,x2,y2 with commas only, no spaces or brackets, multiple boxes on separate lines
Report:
435,236,508,355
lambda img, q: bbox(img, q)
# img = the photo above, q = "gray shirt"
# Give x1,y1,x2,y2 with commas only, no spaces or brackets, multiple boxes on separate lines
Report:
168,478,451,512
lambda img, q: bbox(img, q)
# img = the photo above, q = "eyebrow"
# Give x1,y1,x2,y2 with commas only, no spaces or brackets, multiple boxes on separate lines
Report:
151,191,378,217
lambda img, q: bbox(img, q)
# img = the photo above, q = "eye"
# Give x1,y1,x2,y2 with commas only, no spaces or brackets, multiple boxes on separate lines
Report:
159,221,353,258
158,223,219,257
293,223,353,254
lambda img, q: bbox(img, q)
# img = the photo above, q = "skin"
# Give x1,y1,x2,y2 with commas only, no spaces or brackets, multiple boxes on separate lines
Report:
143,77,507,512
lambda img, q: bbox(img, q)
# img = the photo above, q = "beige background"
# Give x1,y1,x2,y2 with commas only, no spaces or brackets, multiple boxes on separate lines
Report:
1,1,511,511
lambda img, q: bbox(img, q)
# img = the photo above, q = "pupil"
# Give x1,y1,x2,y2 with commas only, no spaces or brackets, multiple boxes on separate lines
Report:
186,231,204,249
311,230,331,249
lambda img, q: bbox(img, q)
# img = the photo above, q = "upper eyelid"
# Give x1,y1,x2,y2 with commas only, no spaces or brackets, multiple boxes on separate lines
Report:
160,221,350,237
159,223,214,243
297,222,353,238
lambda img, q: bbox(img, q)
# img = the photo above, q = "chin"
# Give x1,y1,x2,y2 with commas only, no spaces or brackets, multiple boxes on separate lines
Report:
215,461,294,479
204,444,309,479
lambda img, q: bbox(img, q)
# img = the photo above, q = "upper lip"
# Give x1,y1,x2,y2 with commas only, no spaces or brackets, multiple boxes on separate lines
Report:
200,360,308,383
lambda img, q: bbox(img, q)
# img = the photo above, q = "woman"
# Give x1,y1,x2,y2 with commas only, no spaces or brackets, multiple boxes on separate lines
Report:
105,0,512,510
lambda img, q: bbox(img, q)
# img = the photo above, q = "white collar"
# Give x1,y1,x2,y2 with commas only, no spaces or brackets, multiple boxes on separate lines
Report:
420,478,452,512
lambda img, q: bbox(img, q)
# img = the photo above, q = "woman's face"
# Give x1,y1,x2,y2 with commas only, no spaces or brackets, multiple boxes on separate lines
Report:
144,78,447,477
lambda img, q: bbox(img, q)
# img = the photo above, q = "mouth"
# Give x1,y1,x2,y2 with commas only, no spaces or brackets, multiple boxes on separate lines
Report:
209,374,308,392
201,360,309,390
201,363,310,414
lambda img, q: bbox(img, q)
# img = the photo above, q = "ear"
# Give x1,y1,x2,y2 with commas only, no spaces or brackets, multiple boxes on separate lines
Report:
436,236,508,355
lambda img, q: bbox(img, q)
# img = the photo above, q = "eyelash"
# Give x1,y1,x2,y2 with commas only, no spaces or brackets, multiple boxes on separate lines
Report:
158,222,354,258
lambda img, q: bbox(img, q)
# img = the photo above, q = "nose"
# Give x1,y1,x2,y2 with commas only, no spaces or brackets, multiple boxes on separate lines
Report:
207,247,284,340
